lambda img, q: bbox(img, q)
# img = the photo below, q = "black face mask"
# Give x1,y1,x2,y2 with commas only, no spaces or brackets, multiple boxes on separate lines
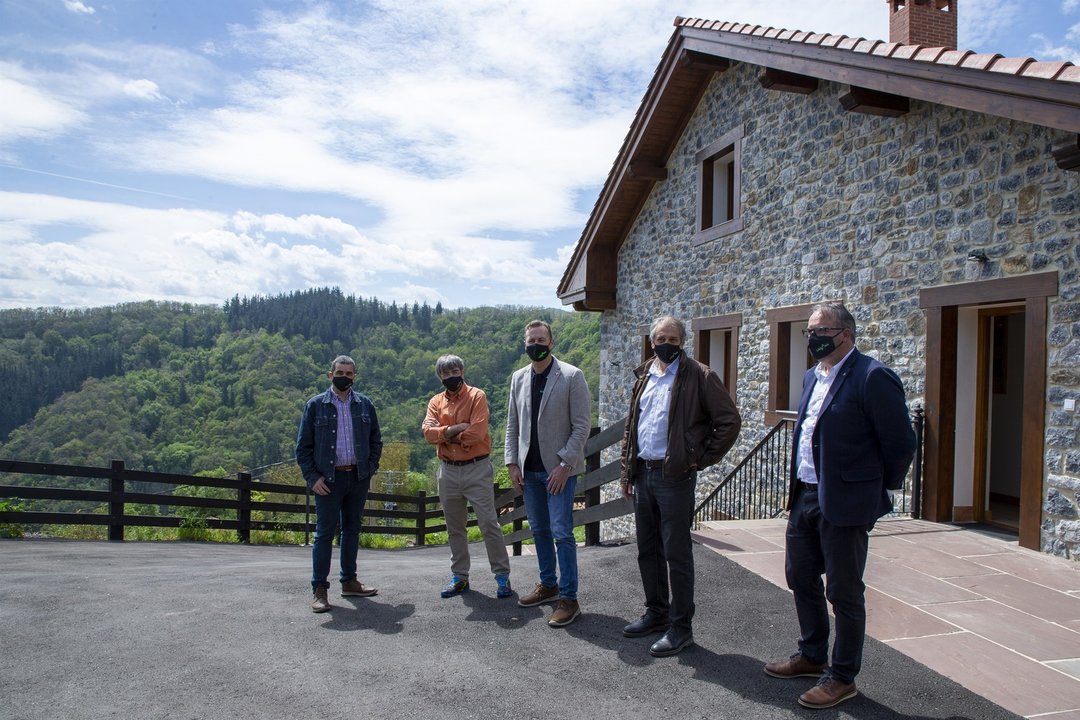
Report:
653,343,682,364
441,376,464,392
807,333,840,360
332,376,354,392
525,344,550,362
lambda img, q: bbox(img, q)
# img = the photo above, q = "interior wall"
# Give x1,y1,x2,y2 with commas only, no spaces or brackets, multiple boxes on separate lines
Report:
952,307,978,508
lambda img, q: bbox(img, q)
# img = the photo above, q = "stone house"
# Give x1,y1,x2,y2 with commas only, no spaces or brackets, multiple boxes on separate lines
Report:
557,1,1080,558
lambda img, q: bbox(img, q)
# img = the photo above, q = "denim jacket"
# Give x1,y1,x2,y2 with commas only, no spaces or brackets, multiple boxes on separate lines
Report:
295,388,382,488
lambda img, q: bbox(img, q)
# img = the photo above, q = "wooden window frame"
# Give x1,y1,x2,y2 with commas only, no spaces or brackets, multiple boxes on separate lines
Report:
693,125,744,245
691,313,741,403
765,303,817,426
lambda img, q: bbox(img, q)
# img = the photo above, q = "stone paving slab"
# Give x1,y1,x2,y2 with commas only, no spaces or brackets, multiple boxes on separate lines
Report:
0,538,1023,720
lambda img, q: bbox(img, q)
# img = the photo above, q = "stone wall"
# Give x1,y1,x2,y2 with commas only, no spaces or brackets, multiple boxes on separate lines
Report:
596,60,1080,559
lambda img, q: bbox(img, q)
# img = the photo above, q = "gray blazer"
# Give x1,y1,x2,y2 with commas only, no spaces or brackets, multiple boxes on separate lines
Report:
504,357,591,475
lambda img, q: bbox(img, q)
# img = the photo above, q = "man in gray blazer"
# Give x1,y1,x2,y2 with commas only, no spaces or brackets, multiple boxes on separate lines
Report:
505,319,592,627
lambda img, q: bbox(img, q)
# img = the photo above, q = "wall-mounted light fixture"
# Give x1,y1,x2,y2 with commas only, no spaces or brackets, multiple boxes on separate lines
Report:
967,250,988,263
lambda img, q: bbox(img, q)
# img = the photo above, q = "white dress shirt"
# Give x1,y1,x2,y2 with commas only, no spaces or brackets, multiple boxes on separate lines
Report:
636,356,680,461
795,347,855,484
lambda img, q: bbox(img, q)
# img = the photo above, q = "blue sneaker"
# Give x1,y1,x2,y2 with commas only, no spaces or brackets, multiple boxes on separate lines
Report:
495,574,513,599
440,575,469,598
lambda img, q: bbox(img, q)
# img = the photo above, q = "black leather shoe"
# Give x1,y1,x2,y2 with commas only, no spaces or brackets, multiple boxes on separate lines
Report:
649,628,694,657
623,615,669,638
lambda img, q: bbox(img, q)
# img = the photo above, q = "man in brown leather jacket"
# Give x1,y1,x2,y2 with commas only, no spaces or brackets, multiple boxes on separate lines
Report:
619,315,741,656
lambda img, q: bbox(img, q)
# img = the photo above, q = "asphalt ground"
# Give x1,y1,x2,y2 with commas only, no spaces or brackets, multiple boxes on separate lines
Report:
0,539,1021,720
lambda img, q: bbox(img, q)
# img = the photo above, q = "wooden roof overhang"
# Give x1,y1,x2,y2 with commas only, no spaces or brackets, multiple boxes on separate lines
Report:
556,20,1080,311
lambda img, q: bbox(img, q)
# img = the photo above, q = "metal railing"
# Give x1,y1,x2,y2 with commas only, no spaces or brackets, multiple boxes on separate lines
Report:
693,405,925,527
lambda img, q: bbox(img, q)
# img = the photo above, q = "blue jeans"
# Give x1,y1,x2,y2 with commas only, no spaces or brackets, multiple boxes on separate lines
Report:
522,470,578,600
311,471,370,590
633,466,696,631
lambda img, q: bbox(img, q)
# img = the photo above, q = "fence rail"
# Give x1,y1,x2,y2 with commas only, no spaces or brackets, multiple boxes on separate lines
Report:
0,421,633,551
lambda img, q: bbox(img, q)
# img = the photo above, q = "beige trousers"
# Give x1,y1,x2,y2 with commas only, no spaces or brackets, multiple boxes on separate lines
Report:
437,459,511,577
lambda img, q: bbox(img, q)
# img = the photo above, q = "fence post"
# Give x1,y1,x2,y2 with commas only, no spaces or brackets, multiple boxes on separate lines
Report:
109,460,125,542
416,490,427,546
911,404,924,520
304,485,312,546
237,471,251,544
512,494,523,557
584,426,601,546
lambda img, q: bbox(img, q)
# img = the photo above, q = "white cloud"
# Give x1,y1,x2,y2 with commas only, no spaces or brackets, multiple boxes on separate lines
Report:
122,79,163,101
957,0,1023,51
1064,0,1079,13
62,0,94,15
0,63,85,142
1030,31,1080,62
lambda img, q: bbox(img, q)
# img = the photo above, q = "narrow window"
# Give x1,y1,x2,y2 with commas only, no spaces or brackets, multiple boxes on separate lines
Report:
694,125,744,244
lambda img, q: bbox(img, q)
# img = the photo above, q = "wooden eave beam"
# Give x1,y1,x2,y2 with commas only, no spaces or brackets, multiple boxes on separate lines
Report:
626,158,668,181
1052,135,1080,171
678,49,731,73
678,29,1080,133
759,68,819,94
839,86,910,117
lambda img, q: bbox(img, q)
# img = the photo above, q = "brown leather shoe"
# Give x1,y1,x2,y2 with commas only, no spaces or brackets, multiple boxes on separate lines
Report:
341,579,378,597
548,599,581,627
311,587,330,613
798,677,858,709
517,583,559,607
764,652,828,678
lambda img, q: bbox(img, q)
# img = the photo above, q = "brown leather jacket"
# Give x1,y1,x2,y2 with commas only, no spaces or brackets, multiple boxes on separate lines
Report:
620,354,741,483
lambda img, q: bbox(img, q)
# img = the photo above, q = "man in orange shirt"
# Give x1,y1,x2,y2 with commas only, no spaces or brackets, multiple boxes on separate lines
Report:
422,354,512,599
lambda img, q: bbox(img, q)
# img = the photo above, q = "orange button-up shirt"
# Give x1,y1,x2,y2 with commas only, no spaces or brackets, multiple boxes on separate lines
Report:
422,383,492,462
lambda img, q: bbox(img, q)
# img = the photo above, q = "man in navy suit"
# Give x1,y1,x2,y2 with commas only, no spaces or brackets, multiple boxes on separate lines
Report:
764,303,915,710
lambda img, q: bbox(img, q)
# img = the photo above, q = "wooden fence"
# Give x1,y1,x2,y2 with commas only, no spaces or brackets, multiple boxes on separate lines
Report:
0,420,632,553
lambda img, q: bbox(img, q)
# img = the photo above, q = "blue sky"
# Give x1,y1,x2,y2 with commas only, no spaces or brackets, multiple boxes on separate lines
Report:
1,0,1076,311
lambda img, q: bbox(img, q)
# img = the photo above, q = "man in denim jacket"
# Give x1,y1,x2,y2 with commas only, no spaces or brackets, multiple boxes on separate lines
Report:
296,355,383,613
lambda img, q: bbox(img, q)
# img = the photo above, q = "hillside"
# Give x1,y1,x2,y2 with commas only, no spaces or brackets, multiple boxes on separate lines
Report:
0,290,600,479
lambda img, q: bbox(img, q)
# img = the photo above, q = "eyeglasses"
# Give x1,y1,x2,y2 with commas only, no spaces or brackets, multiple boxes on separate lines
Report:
801,327,844,338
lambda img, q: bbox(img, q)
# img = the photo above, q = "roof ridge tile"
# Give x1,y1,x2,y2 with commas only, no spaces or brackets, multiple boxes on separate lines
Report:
1022,60,1074,80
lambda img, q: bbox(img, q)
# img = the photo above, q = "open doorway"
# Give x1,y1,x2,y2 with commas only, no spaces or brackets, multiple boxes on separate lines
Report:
974,308,1025,532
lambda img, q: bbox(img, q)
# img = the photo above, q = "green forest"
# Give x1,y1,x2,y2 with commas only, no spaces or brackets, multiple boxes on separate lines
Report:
0,288,601,482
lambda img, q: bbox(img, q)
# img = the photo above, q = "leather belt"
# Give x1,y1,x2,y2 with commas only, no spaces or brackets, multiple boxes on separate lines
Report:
335,464,357,472
799,481,818,492
638,457,664,470
443,454,489,467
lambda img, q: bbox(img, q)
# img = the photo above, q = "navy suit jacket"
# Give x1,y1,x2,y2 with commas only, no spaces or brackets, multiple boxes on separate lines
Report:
787,348,916,527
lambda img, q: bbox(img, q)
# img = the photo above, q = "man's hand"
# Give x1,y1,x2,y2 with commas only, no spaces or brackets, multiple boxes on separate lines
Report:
547,464,570,495
312,477,331,496
620,479,634,501
508,464,523,493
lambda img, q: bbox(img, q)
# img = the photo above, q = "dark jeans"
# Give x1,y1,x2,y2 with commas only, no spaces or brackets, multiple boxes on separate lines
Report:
311,469,370,590
785,485,872,684
633,465,696,632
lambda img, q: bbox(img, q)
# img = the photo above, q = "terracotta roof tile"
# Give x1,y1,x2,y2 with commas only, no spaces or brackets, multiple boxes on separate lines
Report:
988,56,1035,75
675,16,1078,87
913,47,948,62
1058,66,1080,83
854,39,883,54
871,42,904,57
937,50,974,67
960,53,1003,71
891,45,924,60
1021,61,1074,80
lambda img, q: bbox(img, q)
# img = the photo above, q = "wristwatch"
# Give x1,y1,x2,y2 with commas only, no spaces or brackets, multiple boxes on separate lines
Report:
559,460,571,470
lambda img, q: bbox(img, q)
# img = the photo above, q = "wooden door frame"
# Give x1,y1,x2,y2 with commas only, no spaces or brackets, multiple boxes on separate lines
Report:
919,271,1056,550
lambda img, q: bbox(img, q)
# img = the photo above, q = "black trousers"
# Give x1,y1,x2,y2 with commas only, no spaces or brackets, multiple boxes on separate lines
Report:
634,465,696,632
784,484,872,684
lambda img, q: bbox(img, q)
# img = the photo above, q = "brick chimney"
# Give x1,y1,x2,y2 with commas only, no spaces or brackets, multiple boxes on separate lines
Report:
888,0,957,49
